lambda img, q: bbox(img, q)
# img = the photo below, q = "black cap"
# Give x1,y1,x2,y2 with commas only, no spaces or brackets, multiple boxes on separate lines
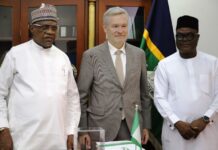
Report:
176,15,199,32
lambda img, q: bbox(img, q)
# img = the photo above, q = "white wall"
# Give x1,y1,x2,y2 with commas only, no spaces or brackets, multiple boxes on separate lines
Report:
168,0,218,57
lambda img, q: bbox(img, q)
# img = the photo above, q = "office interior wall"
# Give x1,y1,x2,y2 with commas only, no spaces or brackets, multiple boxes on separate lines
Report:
168,0,218,57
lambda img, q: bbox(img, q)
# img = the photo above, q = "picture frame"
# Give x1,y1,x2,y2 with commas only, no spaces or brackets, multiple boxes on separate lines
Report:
72,25,77,37
59,25,76,38
59,26,67,37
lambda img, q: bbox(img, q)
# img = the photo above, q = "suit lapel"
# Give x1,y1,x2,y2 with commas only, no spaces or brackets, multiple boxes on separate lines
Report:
123,44,132,88
101,42,122,88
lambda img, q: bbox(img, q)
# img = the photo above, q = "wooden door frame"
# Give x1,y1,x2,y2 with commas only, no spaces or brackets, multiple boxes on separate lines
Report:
0,0,20,46
96,0,152,44
20,0,85,68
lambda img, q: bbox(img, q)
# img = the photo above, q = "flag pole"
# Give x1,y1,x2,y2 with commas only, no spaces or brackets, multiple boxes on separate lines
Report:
135,104,140,150
131,104,142,150
135,104,139,111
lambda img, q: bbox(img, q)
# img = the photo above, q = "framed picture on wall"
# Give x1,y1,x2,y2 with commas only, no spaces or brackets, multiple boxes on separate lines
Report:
59,26,67,37
59,25,76,38
72,26,76,37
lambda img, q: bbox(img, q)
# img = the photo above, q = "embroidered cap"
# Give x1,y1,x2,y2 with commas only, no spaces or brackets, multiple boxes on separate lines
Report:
176,15,199,32
31,3,58,24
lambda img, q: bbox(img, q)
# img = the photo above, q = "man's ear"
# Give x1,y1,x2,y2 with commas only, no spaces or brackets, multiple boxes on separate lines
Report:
29,24,34,32
103,25,107,33
29,24,35,38
196,34,200,42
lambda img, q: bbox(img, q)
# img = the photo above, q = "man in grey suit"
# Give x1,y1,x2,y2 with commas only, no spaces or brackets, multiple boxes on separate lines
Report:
77,7,151,149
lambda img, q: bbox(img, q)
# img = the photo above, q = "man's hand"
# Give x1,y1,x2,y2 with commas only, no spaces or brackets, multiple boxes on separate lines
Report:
190,117,208,138
0,128,13,150
174,121,197,140
141,128,149,144
67,135,74,150
78,133,91,150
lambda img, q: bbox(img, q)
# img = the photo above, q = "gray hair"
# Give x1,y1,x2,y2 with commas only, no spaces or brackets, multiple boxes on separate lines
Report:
103,7,129,25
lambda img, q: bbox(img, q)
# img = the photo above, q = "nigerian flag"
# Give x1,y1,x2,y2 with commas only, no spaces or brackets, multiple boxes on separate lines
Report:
131,105,142,149
140,0,176,71
140,0,176,147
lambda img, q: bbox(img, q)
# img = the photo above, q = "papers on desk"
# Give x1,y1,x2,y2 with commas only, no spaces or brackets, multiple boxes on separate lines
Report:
96,140,145,150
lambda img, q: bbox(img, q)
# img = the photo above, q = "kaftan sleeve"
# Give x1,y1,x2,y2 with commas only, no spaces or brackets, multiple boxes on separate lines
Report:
154,61,180,127
204,59,218,118
65,60,81,135
0,51,14,128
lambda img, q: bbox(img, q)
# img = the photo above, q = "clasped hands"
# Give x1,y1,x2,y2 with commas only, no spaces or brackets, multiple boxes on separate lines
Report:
174,117,208,140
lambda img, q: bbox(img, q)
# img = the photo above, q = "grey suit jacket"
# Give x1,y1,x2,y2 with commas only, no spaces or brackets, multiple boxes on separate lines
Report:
77,42,151,141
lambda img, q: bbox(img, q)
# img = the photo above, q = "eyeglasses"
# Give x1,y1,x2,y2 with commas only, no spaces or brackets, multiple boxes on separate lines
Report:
32,23,58,32
176,32,199,41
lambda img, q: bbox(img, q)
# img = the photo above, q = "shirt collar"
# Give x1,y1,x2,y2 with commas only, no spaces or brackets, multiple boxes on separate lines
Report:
31,39,52,51
108,41,126,55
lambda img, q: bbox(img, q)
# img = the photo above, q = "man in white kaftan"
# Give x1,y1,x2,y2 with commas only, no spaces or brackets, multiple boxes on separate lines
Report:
154,15,218,150
0,3,80,150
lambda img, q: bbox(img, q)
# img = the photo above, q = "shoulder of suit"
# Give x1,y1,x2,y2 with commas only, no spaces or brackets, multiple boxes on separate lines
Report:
125,43,145,55
125,43,144,53
84,42,108,55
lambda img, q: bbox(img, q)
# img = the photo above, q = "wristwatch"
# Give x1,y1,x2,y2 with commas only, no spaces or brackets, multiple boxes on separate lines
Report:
202,116,210,124
0,127,7,132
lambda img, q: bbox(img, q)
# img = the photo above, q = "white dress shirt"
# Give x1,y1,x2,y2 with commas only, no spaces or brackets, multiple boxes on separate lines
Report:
108,41,126,78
